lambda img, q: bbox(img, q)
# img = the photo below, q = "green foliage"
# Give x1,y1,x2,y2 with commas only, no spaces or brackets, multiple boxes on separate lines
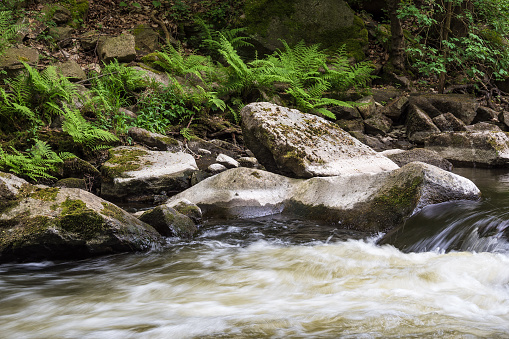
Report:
0,140,75,181
0,62,78,133
154,43,213,80
88,60,146,130
48,103,119,150
0,10,22,56
398,0,509,83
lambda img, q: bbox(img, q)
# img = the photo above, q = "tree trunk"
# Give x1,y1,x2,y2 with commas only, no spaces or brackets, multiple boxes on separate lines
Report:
388,0,405,71
438,1,453,94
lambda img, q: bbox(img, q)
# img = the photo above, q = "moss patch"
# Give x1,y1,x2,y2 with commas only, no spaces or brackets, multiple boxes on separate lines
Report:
100,202,127,223
102,148,151,179
30,187,59,201
58,197,106,238
0,215,53,250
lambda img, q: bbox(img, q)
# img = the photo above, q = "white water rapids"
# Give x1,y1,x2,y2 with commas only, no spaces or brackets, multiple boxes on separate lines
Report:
1,168,509,338
1,237,509,338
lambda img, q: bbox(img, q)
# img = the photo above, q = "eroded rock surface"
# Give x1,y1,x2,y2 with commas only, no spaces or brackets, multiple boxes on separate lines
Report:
241,102,399,178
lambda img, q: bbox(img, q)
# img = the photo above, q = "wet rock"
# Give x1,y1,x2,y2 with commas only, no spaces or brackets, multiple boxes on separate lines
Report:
0,173,163,263
100,146,198,203
98,34,136,63
166,198,202,224
127,127,182,151
138,205,197,238
382,148,453,171
425,131,509,167
241,102,398,178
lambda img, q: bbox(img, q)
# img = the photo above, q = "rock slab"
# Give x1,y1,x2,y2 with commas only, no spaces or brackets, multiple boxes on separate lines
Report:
241,102,399,178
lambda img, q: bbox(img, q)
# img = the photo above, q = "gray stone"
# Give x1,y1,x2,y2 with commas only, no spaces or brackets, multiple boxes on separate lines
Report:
474,106,499,124
238,157,260,168
168,164,480,232
336,119,365,133
241,102,399,178
432,112,467,132
166,198,202,224
465,122,502,132
363,113,393,135
48,27,74,45
127,127,182,151
425,131,509,167
132,66,171,87
100,146,198,202
208,163,227,174
0,174,163,263
55,60,86,82
383,148,453,171
356,95,377,119
98,34,137,63
406,104,441,143
380,95,408,120
216,153,239,169
409,93,479,125
0,46,39,77
133,24,160,54
331,105,361,120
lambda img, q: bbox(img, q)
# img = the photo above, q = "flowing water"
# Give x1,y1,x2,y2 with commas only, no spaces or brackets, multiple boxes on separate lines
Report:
1,169,509,338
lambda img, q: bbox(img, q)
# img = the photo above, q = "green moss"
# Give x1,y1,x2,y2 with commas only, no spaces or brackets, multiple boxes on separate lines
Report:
244,0,297,37
102,148,150,179
101,202,127,223
30,187,59,201
155,135,180,146
58,197,106,238
0,215,53,250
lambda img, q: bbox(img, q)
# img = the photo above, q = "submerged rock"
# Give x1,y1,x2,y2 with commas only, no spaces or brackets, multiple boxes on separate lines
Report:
167,163,480,232
241,102,398,178
0,172,163,263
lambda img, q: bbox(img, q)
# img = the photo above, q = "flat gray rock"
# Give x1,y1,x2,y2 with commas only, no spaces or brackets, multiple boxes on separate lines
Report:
241,102,399,178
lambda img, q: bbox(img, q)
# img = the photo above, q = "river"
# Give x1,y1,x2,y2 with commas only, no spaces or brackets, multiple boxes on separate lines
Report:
1,168,509,338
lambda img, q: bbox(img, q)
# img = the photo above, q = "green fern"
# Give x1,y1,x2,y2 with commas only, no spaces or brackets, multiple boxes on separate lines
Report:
0,140,74,181
49,103,119,150
155,43,213,80
0,11,23,56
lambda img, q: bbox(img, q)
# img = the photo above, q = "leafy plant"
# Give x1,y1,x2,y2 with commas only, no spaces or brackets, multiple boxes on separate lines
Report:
0,10,22,56
0,140,75,181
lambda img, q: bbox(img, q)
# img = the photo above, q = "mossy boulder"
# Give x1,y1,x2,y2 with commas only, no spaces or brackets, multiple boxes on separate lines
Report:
55,60,86,82
127,127,182,151
242,0,368,59
100,146,198,203
425,131,509,167
0,173,163,263
138,205,197,238
168,163,480,232
241,102,398,178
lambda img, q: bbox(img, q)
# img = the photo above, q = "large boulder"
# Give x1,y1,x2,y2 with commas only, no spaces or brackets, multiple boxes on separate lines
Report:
242,0,368,59
408,93,479,125
425,131,509,167
138,205,197,238
406,103,441,143
167,163,480,232
100,146,198,203
286,162,479,232
241,102,399,178
166,167,300,218
0,172,163,263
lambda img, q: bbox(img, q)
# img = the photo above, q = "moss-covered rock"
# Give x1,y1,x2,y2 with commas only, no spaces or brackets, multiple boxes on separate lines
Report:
98,34,137,63
138,205,197,238
242,0,368,59
100,146,198,203
0,175,163,263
